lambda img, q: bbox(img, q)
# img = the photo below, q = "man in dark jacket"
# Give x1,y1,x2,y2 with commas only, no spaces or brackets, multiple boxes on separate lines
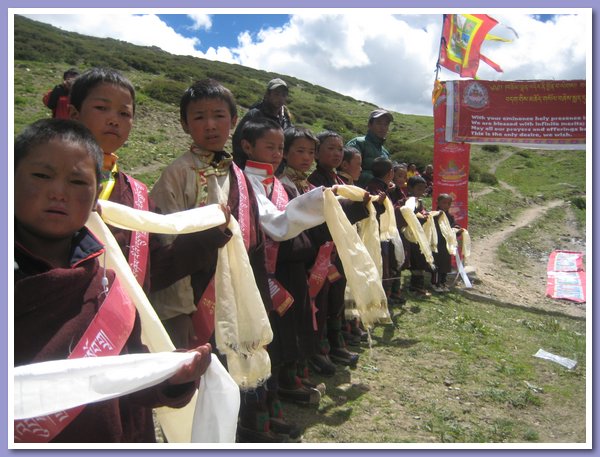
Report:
42,68,79,119
346,109,394,188
232,78,292,160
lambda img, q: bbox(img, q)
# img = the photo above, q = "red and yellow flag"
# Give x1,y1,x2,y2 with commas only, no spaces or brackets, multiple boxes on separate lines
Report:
438,14,504,79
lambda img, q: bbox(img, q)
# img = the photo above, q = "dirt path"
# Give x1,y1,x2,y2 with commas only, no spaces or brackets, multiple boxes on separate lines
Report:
460,199,586,320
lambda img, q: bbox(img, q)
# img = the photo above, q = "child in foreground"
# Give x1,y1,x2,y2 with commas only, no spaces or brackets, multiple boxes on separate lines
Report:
13,119,212,443
431,193,463,292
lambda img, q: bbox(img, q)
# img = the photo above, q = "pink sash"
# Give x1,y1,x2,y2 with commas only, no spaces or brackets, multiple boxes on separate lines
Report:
306,242,338,330
126,175,150,287
14,277,137,443
264,178,294,316
192,165,251,346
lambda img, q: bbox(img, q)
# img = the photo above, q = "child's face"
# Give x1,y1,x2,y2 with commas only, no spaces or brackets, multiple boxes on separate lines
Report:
69,83,134,156
182,98,237,152
393,168,407,187
316,136,343,170
342,153,362,181
411,183,427,198
438,198,453,213
15,138,99,245
243,129,284,168
285,137,316,173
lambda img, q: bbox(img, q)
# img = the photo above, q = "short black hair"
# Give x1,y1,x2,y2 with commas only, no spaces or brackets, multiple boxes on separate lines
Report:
63,68,79,79
69,67,136,114
437,193,453,203
407,175,427,188
371,157,393,179
14,119,103,182
180,79,237,123
284,126,318,154
342,146,361,163
233,118,283,168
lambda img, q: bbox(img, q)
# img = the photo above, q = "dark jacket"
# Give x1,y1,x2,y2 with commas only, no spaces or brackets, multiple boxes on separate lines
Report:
14,228,196,443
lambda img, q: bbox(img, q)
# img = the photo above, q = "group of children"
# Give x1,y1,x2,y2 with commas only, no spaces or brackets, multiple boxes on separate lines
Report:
14,67,463,444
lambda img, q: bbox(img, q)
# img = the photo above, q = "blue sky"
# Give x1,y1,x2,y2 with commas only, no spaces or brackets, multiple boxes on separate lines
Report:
17,11,589,116
157,14,290,51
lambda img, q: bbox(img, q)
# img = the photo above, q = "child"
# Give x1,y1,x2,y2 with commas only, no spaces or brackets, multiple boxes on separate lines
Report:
407,162,420,179
68,68,231,349
238,119,330,441
388,163,409,304
431,193,463,292
404,175,431,297
365,157,394,301
13,118,212,443
337,146,362,185
422,164,434,196
308,131,367,369
149,80,288,443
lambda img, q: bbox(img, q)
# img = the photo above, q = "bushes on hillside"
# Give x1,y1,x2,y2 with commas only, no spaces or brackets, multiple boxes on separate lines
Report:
143,78,187,105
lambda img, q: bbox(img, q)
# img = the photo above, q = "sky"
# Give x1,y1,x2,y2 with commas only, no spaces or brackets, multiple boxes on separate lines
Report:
17,10,589,116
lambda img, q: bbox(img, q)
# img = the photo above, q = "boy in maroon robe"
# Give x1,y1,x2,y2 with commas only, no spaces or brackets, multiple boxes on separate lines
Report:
14,118,212,443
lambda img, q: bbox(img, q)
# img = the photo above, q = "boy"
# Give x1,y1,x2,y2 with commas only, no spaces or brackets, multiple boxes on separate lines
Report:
308,131,368,369
149,80,286,443
365,157,394,302
431,194,463,292
14,119,212,443
68,68,231,349
404,176,432,297
337,146,362,185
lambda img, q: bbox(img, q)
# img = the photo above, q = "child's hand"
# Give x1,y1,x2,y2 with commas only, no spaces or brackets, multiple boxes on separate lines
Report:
376,191,387,204
362,191,371,205
167,343,212,386
219,204,231,230
332,185,339,196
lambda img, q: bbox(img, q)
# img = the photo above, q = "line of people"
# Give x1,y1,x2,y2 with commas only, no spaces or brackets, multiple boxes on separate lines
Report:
16,68,463,444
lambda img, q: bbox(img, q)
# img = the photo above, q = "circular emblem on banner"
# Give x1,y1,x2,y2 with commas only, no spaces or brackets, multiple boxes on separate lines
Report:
462,82,489,109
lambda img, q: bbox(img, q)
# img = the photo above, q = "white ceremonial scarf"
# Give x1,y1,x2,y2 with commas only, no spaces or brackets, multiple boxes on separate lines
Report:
14,353,240,444
399,197,435,269
86,201,272,441
244,165,326,242
323,186,391,328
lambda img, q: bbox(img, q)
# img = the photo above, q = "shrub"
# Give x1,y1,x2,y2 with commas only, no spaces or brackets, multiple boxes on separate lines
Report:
143,78,187,104
482,144,500,153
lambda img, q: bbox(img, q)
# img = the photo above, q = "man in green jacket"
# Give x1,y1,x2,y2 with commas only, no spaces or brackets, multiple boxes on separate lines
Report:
346,109,394,188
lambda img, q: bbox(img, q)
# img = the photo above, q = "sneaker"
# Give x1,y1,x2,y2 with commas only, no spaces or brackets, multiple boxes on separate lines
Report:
431,284,445,293
440,283,451,292
308,354,336,376
278,384,321,405
350,323,369,342
329,347,359,367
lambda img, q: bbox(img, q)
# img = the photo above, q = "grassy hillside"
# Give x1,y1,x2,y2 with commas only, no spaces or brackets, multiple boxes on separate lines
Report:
14,14,436,187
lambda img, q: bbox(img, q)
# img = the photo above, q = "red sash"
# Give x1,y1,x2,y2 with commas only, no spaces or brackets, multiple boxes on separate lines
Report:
264,178,294,316
14,278,136,443
126,175,150,287
306,242,339,330
191,165,251,346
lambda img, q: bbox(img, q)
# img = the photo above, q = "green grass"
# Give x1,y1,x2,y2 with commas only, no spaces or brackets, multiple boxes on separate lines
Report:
286,287,586,443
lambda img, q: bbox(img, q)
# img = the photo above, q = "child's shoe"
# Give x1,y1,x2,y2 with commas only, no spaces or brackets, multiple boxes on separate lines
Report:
329,346,359,367
308,354,336,376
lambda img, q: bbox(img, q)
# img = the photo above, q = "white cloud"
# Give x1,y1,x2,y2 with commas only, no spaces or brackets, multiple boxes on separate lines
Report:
187,14,212,31
19,12,588,116
20,13,203,59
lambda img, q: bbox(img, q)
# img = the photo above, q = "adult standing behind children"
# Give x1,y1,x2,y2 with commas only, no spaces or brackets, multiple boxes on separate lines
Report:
43,68,79,119
346,109,394,188
232,77,292,161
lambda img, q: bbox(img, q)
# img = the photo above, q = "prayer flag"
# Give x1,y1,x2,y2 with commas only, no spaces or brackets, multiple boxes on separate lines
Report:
438,14,503,78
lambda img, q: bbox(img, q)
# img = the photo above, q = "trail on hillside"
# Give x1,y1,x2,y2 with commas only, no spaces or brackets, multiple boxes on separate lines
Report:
462,199,585,319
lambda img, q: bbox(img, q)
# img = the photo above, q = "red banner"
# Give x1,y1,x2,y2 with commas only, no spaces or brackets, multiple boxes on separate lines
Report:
446,80,586,149
432,82,470,229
